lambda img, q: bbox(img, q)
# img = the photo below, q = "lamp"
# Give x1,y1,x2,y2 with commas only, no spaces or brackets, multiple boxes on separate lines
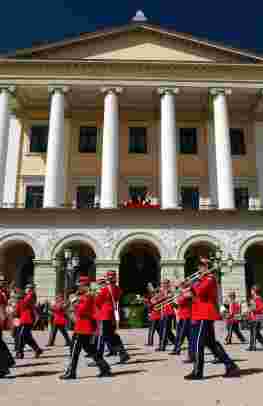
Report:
64,248,72,260
227,254,233,269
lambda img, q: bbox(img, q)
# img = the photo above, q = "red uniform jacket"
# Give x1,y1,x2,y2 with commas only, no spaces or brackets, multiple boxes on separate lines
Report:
162,303,175,317
248,296,263,321
95,284,122,321
226,302,241,324
177,294,192,320
19,291,36,325
0,289,7,329
53,301,67,326
74,293,96,335
191,274,221,321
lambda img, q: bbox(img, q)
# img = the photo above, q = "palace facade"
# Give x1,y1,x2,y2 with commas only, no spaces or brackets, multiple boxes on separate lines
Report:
0,12,263,300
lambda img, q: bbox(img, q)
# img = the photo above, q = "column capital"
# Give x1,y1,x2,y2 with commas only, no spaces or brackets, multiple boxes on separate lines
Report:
48,85,70,95
209,88,232,96
101,87,123,95
158,87,179,96
0,85,16,95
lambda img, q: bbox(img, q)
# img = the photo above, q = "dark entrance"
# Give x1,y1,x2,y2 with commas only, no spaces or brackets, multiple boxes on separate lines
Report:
245,243,263,298
184,242,216,278
119,241,161,295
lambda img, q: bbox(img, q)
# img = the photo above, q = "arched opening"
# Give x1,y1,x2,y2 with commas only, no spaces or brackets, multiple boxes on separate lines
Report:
55,241,96,293
184,242,216,278
0,241,35,289
245,242,263,298
119,240,161,295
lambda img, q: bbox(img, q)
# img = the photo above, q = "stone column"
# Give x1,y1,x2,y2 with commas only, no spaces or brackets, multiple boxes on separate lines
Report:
34,260,56,301
159,88,179,209
254,121,263,207
207,121,218,207
0,86,15,206
210,89,234,209
43,86,68,208
100,88,121,209
160,260,177,282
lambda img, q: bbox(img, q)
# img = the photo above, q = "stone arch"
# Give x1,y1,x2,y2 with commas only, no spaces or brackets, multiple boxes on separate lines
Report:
0,233,40,257
50,233,103,259
112,232,166,260
177,234,222,261
239,234,263,261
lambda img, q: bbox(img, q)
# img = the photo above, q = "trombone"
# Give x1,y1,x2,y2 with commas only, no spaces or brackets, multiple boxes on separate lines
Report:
153,256,233,311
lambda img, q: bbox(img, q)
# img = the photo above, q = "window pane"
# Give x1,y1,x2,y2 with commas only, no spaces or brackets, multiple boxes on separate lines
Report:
181,187,199,209
129,127,147,153
234,187,248,209
230,128,246,155
29,126,48,153
25,186,44,208
79,127,97,153
76,186,95,208
129,186,147,201
179,128,197,154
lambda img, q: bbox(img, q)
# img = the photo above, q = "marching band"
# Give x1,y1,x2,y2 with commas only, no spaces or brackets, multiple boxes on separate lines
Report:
1,256,263,381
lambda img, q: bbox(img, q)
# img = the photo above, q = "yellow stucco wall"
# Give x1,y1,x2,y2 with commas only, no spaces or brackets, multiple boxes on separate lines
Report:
16,110,258,206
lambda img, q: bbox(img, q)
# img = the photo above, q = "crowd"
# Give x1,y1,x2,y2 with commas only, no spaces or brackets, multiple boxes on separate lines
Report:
121,192,160,208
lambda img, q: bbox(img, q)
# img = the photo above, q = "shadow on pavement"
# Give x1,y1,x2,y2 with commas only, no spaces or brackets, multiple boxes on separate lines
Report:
15,370,61,378
200,368,263,380
206,358,248,364
15,362,57,368
78,369,147,380
37,354,69,359
115,358,168,366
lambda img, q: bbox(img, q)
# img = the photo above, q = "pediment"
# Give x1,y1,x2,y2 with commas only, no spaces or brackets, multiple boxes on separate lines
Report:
16,24,262,64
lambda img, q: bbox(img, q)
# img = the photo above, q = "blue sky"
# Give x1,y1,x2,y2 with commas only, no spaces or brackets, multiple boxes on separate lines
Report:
1,0,262,54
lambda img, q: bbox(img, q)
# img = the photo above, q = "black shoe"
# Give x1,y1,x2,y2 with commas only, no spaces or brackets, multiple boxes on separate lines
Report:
246,348,255,351
183,359,194,364
169,350,180,355
223,367,241,378
0,369,10,378
184,372,203,380
105,352,117,357
59,372,76,380
119,353,130,364
97,370,112,378
212,359,222,364
8,361,16,368
87,361,97,367
35,349,43,359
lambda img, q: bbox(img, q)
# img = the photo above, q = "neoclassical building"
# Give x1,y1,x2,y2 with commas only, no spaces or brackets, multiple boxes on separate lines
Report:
0,11,263,300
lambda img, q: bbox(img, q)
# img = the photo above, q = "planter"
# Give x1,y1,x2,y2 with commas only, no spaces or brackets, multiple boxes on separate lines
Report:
127,304,145,328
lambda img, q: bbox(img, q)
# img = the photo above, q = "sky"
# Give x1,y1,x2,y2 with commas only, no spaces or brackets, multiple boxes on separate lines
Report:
1,0,263,54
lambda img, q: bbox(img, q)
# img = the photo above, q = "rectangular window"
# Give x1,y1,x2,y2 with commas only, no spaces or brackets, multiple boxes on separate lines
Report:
29,125,48,153
76,186,95,208
129,127,147,154
25,185,44,208
181,187,199,209
129,186,147,201
179,128,198,154
230,128,246,155
234,187,249,209
79,127,97,153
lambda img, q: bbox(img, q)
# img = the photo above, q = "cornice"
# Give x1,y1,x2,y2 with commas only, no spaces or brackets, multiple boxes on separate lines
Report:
0,60,263,84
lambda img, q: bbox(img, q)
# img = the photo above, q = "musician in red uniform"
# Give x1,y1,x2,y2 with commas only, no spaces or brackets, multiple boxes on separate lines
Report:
170,283,194,362
0,277,15,377
155,280,176,351
184,258,240,380
224,291,246,345
95,271,130,363
247,285,263,351
60,276,111,379
147,289,161,346
47,294,71,347
16,284,43,359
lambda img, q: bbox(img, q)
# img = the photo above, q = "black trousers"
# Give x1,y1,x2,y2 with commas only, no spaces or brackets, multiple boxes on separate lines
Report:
67,334,110,376
248,321,263,350
48,325,71,346
147,320,160,345
0,329,15,372
191,320,236,376
158,316,175,350
17,325,40,355
97,320,128,359
173,319,194,359
225,322,246,344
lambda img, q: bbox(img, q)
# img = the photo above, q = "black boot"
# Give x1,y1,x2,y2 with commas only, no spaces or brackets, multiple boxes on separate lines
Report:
184,371,203,380
96,358,112,377
59,369,76,380
119,350,130,364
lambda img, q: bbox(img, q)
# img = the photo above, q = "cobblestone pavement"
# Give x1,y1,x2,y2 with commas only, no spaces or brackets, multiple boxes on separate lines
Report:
0,324,262,406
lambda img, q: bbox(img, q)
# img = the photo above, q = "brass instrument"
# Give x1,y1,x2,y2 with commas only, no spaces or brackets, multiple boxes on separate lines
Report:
153,261,232,311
